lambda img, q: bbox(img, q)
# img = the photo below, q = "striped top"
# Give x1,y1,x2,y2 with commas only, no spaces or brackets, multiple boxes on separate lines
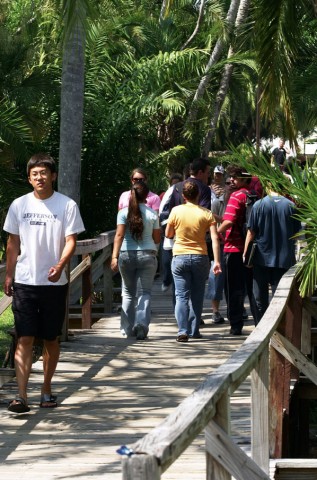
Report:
222,188,248,253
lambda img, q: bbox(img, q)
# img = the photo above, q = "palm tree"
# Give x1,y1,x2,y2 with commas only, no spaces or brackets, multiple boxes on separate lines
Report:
185,0,241,129
253,0,317,145
57,0,93,205
201,0,251,157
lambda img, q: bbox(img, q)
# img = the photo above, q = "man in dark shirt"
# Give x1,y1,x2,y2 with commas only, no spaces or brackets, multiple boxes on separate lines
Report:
243,185,301,324
271,139,290,170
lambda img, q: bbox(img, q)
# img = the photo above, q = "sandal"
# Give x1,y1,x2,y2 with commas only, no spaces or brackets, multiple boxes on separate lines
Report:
40,393,58,408
8,397,30,413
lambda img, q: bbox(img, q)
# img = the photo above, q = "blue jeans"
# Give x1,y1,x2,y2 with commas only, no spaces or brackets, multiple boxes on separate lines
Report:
119,250,157,336
172,254,209,336
253,264,287,324
162,248,173,287
205,245,225,301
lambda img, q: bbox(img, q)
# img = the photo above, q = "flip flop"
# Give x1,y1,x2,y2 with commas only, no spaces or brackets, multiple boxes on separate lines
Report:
8,397,30,413
40,393,58,408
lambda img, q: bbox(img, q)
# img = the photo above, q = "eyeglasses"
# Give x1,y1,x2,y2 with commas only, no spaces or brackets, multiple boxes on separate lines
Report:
225,181,231,185
132,177,145,183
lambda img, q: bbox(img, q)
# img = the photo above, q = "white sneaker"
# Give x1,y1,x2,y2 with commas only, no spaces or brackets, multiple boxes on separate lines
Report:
161,283,171,292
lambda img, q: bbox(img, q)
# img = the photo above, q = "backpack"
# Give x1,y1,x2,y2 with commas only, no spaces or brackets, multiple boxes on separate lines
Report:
240,189,258,238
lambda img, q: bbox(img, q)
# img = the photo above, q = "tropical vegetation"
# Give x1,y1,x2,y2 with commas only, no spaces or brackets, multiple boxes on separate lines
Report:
0,0,317,294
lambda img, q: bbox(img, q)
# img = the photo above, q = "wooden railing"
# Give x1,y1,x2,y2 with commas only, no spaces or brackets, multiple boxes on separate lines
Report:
0,230,116,333
121,266,317,480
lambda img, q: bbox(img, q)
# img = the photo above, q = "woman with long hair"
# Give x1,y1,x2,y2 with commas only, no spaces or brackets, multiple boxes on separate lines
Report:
118,167,161,212
111,182,161,340
165,180,221,342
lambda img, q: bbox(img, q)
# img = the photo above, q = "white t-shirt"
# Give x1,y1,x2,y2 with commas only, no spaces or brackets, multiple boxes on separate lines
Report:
4,191,85,286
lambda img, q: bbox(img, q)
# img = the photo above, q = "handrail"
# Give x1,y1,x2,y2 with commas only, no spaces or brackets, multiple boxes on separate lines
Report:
0,230,116,332
121,267,317,479
74,230,115,255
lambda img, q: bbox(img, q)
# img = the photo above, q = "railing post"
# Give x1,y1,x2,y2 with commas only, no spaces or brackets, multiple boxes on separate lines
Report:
270,282,302,457
122,454,161,480
81,253,92,328
251,345,269,473
206,391,230,480
103,245,113,313
301,306,311,355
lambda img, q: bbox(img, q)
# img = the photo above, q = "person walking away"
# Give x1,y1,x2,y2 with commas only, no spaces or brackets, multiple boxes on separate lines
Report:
165,180,221,342
159,158,212,304
3,153,85,413
217,165,256,335
243,183,301,324
206,178,234,324
111,182,160,340
159,173,183,293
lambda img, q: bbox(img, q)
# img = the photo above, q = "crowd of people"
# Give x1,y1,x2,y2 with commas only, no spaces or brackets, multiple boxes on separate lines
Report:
3,146,300,413
111,151,300,342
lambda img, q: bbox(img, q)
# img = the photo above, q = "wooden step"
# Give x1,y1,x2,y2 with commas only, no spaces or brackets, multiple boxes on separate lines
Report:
274,459,317,479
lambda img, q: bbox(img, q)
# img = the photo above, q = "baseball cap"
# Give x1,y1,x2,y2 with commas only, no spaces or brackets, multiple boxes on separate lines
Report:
214,165,225,174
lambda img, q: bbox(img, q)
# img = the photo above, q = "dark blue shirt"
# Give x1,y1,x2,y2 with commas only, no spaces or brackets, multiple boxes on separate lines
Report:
247,195,301,269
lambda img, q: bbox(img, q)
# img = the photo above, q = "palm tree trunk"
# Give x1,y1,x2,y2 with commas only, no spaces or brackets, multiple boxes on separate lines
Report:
201,0,250,158
185,0,241,129
160,0,172,24
181,0,206,50
58,9,85,205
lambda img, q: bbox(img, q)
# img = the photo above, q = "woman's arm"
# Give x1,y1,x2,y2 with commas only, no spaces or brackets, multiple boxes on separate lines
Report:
209,223,222,275
111,224,126,272
152,228,161,244
165,223,175,239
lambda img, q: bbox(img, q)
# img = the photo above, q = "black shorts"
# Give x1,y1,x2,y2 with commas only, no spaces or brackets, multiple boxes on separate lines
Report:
12,283,68,340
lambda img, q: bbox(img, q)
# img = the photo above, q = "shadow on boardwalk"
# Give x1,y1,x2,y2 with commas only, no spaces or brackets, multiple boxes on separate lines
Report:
0,279,254,480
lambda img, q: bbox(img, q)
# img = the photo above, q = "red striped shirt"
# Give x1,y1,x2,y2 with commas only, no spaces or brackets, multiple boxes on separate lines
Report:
223,188,248,253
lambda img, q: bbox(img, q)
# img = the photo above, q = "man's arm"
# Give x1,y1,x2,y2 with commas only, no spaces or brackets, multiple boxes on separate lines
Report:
4,234,20,296
243,229,256,261
217,219,233,235
48,233,77,283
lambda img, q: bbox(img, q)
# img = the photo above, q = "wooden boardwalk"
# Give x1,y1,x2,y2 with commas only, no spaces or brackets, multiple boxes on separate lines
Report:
0,279,258,479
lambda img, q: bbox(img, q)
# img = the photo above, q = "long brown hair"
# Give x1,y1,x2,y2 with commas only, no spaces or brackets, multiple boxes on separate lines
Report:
127,182,149,240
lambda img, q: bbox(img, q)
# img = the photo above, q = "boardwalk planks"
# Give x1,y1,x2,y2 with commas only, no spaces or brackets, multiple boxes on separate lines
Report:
0,278,253,480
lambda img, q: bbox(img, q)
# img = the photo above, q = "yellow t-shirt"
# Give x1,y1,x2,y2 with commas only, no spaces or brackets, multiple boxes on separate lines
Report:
167,203,216,255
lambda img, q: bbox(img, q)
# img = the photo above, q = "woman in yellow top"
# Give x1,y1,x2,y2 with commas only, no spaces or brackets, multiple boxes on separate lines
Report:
165,180,221,342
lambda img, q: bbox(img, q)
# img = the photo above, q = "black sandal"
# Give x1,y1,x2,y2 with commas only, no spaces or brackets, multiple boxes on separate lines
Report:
8,397,30,413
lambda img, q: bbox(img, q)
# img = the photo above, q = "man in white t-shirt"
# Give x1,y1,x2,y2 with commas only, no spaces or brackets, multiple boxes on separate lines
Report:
3,153,85,413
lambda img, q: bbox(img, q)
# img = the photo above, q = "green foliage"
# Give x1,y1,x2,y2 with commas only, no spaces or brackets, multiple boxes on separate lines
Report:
0,288,14,365
0,0,317,241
